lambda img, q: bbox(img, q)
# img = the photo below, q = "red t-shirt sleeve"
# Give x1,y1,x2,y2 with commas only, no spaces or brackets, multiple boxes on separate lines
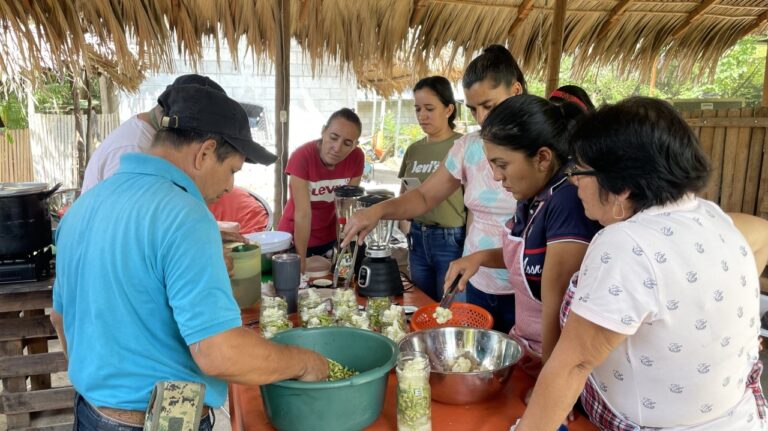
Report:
285,142,312,180
349,147,365,178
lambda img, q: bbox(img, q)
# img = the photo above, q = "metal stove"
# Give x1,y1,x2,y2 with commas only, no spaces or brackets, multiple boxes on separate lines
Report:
0,248,53,284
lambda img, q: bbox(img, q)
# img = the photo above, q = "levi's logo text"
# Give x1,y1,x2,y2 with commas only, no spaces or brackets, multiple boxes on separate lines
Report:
309,179,351,202
409,161,440,174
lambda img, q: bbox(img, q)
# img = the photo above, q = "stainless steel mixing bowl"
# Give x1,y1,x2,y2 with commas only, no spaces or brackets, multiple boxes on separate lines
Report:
398,327,523,404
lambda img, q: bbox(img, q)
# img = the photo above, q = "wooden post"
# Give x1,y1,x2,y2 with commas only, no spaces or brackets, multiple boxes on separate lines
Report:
649,55,659,97
370,94,378,138
98,75,119,115
71,73,86,190
545,0,567,97
273,0,291,227
762,44,768,107
394,96,402,154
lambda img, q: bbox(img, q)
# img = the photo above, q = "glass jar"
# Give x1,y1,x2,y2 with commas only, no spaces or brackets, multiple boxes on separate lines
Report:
396,352,432,431
259,294,292,339
380,304,408,342
366,296,393,331
332,288,358,310
334,307,371,330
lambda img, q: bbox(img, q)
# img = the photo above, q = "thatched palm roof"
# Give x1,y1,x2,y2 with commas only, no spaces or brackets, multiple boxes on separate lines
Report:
0,0,766,96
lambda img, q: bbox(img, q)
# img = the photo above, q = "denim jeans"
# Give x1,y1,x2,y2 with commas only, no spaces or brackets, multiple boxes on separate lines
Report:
408,222,466,302
73,392,214,431
466,282,516,333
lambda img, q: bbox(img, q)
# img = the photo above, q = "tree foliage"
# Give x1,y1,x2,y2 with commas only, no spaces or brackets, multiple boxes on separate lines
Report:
525,36,766,107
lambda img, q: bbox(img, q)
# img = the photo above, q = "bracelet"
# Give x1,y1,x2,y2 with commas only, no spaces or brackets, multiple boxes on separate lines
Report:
509,418,521,431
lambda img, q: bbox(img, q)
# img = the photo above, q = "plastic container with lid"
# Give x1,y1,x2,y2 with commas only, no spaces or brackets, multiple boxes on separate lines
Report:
230,243,261,308
245,231,292,273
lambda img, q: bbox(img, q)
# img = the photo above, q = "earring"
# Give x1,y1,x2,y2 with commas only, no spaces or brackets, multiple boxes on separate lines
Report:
612,202,625,220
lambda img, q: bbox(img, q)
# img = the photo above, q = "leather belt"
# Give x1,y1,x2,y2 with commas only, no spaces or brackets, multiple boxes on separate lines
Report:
96,405,210,427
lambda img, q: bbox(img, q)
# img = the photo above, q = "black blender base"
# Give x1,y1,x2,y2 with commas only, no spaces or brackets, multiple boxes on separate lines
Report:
357,257,404,297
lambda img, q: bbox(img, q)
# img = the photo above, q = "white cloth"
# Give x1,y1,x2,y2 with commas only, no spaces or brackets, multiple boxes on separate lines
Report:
81,115,155,193
571,195,763,429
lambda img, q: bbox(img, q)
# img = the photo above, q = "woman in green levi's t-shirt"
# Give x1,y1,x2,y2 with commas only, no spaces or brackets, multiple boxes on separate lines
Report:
397,76,466,301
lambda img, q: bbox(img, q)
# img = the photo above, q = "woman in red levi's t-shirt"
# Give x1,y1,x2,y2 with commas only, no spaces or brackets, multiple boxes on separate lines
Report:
277,108,364,272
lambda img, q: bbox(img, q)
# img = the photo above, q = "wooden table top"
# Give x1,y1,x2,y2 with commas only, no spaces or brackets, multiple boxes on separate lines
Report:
229,281,597,431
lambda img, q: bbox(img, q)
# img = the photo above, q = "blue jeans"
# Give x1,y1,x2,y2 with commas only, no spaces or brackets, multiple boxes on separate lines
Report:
73,393,214,431
408,222,466,302
466,282,516,333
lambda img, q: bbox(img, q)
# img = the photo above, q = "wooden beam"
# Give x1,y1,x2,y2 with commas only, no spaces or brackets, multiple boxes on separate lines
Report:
0,352,67,378
669,0,718,40
409,0,429,26
595,0,634,41
507,0,535,37
737,9,768,42
0,387,75,415
273,0,291,227
0,315,55,342
684,117,768,128
0,292,52,313
546,0,567,96
763,43,768,107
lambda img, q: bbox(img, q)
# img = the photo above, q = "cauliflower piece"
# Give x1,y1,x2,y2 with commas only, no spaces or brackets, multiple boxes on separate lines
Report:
451,357,472,373
381,304,404,324
432,307,453,324
384,321,407,342
350,312,371,330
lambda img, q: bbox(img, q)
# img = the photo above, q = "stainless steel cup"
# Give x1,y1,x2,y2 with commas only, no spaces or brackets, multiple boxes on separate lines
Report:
272,253,301,313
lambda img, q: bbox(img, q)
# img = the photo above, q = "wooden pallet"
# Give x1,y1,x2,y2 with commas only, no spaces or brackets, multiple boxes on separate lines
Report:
0,278,74,430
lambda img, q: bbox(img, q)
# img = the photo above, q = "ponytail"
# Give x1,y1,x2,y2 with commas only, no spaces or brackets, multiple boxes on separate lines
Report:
480,95,584,164
463,44,528,94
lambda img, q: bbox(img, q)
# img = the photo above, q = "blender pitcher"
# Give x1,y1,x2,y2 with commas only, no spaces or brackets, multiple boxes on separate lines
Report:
332,185,365,288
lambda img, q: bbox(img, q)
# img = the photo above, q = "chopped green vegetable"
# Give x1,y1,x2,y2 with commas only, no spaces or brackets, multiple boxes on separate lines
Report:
366,297,391,331
327,359,359,381
397,355,431,430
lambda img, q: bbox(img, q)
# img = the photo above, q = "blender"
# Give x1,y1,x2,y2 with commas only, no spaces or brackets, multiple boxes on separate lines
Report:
332,185,365,288
356,193,404,297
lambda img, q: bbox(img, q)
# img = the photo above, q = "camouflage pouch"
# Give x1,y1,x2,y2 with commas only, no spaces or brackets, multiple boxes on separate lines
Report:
144,381,206,431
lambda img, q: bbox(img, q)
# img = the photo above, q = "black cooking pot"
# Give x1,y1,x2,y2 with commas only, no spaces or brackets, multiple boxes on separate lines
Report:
0,182,62,257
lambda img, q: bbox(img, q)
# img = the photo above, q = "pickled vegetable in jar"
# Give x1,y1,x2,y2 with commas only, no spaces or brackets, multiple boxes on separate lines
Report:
396,352,431,431
366,296,392,331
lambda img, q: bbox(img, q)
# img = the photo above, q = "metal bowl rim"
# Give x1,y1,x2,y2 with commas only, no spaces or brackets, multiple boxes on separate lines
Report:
398,327,524,374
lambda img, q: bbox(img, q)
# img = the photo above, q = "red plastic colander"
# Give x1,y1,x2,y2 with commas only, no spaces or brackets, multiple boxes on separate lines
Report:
410,302,494,331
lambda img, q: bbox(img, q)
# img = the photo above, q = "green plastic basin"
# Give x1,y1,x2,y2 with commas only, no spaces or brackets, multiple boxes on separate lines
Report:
261,327,398,431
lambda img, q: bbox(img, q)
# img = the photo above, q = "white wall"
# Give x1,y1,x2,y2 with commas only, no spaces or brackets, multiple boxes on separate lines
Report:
118,40,357,211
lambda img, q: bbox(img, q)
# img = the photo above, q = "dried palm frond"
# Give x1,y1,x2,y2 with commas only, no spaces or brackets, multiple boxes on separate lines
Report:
0,0,766,96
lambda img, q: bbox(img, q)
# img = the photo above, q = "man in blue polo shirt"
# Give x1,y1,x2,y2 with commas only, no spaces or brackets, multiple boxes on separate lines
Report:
51,84,328,430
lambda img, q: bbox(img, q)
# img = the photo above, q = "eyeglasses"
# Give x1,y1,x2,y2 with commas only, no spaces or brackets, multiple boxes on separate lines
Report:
564,165,597,184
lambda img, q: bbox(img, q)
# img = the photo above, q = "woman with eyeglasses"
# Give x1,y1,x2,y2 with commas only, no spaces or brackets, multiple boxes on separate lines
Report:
342,45,526,332
513,97,766,431
444,95,600,382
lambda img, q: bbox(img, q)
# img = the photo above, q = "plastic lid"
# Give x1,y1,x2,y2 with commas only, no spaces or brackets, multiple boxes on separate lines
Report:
0,182,48,197
358,193,391,208
333,185,365,198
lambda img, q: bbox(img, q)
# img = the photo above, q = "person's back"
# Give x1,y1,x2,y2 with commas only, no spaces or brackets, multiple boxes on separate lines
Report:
208,186,270,234
55,152,241,409
81,115,155,193
583,197,759,426
81,74,226,194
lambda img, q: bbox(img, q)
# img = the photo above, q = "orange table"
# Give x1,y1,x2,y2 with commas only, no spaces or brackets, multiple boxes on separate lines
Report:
230,283,597,431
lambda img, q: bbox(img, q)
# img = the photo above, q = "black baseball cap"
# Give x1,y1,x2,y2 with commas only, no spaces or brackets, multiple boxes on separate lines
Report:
157,84,277,165
169,74,226,94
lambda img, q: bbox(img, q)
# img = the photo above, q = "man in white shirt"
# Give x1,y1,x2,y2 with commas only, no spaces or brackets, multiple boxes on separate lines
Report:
81,74,225,193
